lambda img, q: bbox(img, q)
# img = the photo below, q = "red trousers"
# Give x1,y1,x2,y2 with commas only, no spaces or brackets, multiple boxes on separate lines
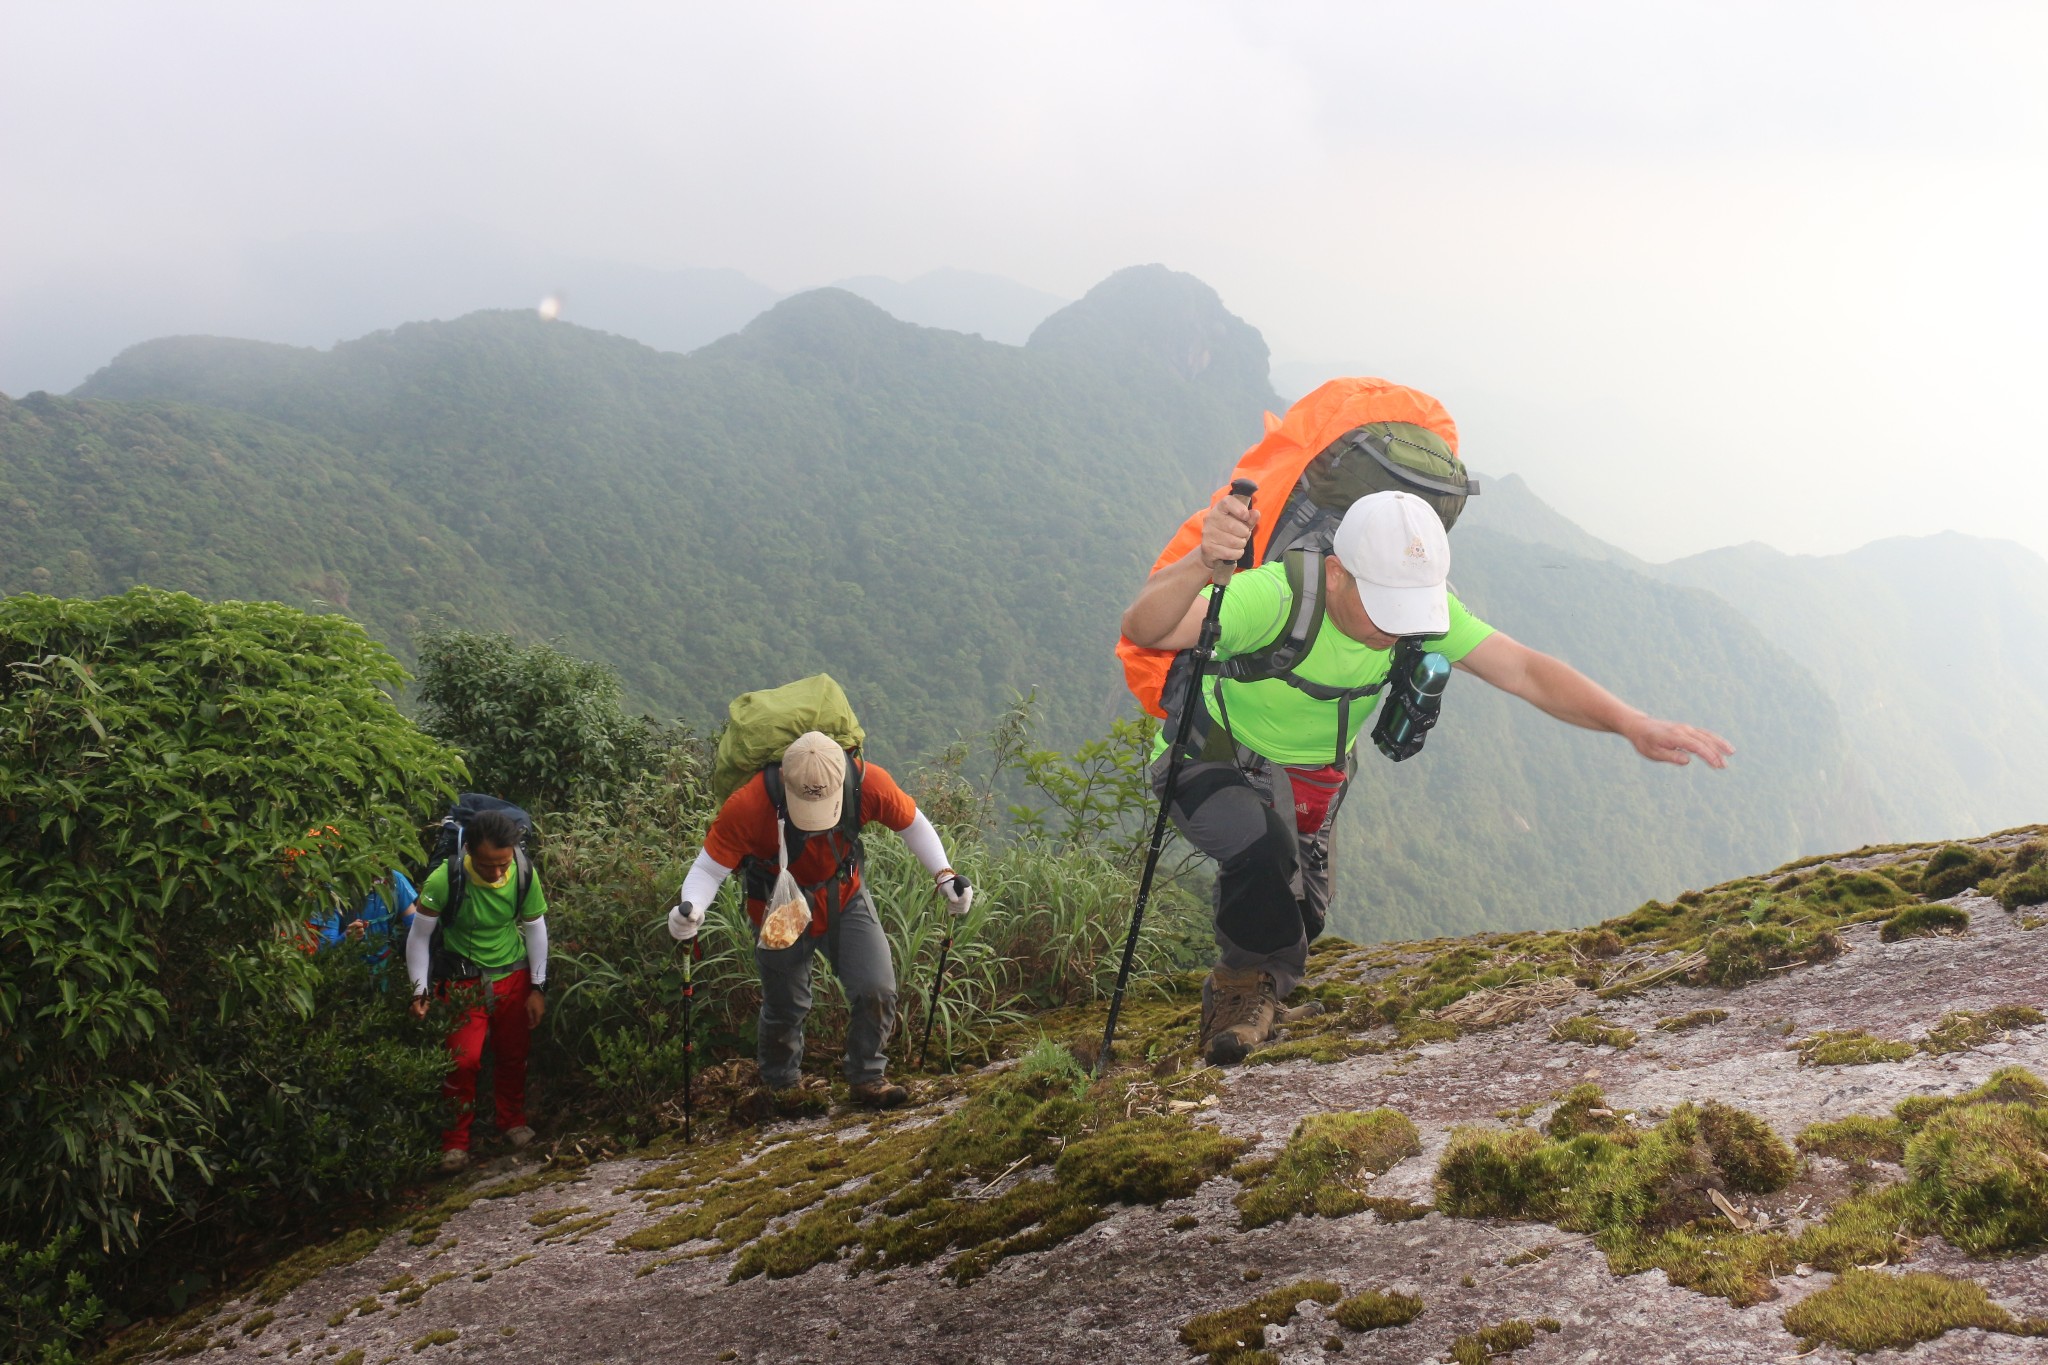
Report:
439,968,531,1151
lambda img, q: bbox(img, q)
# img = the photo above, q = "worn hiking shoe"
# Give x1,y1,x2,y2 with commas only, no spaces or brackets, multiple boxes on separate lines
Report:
849,1080,910,1110
438,1148,471,1174
503,1125,535,1149
1200,966,1280,1066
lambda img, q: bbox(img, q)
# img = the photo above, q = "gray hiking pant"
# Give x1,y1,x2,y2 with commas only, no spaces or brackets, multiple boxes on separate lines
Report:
1149,747,1350,1000
754,887,897,1088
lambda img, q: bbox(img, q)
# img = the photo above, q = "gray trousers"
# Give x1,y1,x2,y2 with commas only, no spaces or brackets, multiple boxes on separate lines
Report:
1150,747,1349,999
754,887,897,1088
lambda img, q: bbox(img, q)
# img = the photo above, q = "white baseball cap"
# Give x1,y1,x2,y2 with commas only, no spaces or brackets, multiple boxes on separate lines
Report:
780,731,847,831
1331,491,1451,636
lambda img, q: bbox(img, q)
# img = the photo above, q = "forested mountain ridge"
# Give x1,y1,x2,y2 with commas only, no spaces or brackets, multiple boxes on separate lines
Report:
6,263,2019,937
67,267,1275,756
1462,471,2048,850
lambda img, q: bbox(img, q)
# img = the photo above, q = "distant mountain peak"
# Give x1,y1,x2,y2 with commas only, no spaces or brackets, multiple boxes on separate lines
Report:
1028,265,1276,410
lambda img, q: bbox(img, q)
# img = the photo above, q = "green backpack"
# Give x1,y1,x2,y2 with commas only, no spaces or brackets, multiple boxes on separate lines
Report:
710,674,866,807
1263,421,1478,562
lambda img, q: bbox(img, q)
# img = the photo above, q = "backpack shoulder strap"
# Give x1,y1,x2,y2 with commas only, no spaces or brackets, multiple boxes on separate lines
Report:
512,847,534,918
1215,547,1327,685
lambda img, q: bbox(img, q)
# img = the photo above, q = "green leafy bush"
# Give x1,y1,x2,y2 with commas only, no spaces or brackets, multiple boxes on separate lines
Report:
413,627,660,815
0,589,460,1304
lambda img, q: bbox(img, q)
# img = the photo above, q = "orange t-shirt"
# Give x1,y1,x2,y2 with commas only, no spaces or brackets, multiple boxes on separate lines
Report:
703,760,918,933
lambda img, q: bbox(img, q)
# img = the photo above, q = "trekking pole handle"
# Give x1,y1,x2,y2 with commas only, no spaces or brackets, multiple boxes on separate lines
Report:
1228,478,1258,570
1210,478,1258,584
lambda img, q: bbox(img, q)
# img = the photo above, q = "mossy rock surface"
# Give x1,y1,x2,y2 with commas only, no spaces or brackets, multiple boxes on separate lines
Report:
1235,1109,1420,1230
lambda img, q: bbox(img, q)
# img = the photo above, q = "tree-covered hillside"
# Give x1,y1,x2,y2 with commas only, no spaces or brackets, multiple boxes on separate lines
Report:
1,264,1925,935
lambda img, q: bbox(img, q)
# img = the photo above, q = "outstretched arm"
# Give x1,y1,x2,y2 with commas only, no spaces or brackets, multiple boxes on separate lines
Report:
1455,632,1734,769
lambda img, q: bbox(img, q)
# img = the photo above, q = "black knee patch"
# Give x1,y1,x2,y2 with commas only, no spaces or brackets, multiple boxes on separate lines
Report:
1215,805,1302,955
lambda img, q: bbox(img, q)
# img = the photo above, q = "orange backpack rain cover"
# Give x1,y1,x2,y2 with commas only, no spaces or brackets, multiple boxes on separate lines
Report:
1116,376,1459,717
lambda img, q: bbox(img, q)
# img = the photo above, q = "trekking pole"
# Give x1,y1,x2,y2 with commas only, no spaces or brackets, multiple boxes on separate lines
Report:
1098,478,1256,1075
918,893,955,1072
682,933,702,1144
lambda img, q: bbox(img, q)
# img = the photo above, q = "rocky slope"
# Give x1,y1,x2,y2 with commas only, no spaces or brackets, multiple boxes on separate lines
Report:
109,833,2048,1365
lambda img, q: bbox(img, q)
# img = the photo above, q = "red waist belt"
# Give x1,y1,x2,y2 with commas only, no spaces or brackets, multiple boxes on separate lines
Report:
1284,763,1347,836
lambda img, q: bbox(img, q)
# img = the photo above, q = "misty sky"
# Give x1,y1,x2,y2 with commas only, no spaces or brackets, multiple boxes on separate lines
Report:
5,1,2044,565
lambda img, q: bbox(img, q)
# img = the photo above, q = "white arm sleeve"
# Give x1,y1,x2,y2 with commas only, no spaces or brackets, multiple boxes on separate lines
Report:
900,810,952,877
680,849,735,912
406,912,435,997
520,915,549,987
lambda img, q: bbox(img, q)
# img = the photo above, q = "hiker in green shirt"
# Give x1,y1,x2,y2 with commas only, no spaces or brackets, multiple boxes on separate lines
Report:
1123,489,1732,1066
404,808,549,1171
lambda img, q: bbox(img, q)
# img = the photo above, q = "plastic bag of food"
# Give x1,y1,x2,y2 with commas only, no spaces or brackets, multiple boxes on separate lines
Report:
757,825,811,949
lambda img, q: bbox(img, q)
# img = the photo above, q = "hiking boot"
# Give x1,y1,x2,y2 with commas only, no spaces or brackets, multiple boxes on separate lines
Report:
1275,999,1326,1027
503,1125,535,1149
1200,966,1279,1066
438,1148,471,1174
849,1080,910,1110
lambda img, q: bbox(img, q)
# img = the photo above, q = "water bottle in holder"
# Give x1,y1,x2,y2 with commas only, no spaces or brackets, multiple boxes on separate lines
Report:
1372,637,1452,762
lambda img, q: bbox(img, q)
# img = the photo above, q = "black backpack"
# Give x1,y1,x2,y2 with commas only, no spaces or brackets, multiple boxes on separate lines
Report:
423,793,535,987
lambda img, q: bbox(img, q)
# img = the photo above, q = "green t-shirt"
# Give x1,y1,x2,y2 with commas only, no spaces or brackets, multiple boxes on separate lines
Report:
1173,559,1495,766
418,856,548,974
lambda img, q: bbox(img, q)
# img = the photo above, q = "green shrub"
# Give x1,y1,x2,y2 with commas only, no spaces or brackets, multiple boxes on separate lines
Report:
1,1229,104,1365
0,590,461,1292
1881,905,1970,942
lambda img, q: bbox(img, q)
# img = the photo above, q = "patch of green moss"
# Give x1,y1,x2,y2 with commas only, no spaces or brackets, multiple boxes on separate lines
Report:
239,1311,275,1337
1791,1183,1920,1270
1894,1065,2048,1129
409,1329,458,1353
1881,904,1970,942
1549,1015,1636,1050
1331,1288,1423,1330
1435,1097,1796,1304
1244,1035,1386,1066
1449,1317,1555,1363
1919,844,1997,900
1702,925,1844,986
1919,1005,2044,1055
1544,1084,1631,1141
1180,1280,1342,1361
1235,1110,1422,1230
407,1158,588,1244
697,1064,1248,1286
335,1353,365,1365
1991,858,2048,911
526,1204,590,1227
1905,1100,2048,1254
1792,1030,1916,1066
1655,1009,1728,1032
1782,1269,2034,1354
1796,1115,1907,1166
251,1225,387,1306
